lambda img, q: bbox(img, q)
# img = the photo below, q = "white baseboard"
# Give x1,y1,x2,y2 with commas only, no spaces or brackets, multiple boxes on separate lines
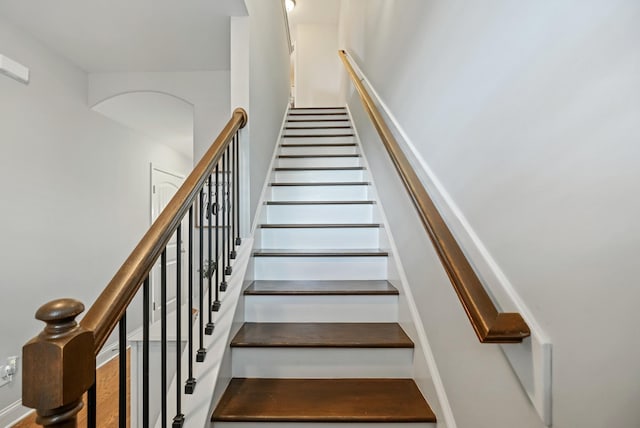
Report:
250,104,291,234
1,399,27,428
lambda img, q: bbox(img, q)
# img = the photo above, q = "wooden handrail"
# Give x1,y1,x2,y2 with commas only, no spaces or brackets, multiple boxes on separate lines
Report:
81,108,247,352
281,0,294,54
339,50,529,343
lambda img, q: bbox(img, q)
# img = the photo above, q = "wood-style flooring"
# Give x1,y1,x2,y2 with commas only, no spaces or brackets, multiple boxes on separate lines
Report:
212,378,436,423
12,350,130,428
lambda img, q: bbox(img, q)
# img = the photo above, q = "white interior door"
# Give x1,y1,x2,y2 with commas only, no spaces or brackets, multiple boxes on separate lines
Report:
151,166,186,322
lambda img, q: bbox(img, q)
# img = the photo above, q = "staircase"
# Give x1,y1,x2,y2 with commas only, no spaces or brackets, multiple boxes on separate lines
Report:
212,107,437,426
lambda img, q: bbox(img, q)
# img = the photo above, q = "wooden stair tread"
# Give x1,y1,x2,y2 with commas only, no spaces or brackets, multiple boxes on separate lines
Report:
259,223,381,228
289,112,348,116
283,134,355,138
270,182,370,186
231,322,413,348
290,107,346,110
244,280,398,295
287,118,349,122
274,166,365,171
278,154,359,158
285,126,352,130
265,200,375,205
253,249,388,257
280,143,356,147
212,378,436,422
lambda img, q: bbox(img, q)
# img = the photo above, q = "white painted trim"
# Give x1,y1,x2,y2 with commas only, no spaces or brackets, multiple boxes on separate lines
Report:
0,54,29,84
149,164,187,323
149,163,186,224
1,400,27,428
344,50,551,426
150,165,186,180
250,105,290,234
346,106,457,428
280,0,294,54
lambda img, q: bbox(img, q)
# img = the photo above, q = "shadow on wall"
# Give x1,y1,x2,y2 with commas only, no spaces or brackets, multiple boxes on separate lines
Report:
92,91,195,161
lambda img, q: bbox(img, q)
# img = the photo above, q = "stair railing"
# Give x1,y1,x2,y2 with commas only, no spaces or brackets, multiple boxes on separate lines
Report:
339,50,530,343
22,108,247,427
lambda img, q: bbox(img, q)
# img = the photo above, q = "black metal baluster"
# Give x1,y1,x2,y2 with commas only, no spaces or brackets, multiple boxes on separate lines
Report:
225,144,232,276
119,313,127,428
87,381,97,428
173,226,185,427
220,152,228,292
161,249,167,428
235,132,242,247
185,206,196,394
205,176,214,335
196,189,206,362
143,277,150,428
212,163,221,311
230,135,237,260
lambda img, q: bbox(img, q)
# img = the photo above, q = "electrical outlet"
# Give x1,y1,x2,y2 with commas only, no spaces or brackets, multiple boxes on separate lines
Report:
0,356,18,387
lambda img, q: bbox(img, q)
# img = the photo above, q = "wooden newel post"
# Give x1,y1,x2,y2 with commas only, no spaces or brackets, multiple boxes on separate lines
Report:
23,299,96,427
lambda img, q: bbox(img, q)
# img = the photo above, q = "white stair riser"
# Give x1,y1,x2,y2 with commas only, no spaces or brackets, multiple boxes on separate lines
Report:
281,136,355,144
270,185,370,201
279,145,357,155
266,204,374,224
254,256,387,280
215,423,435,428
259,228,380,249
287,114,348,121
286,120,351,127
232,348,413,378
284,128,352,136
244,295,397,322
277,157,361,168
274,170,365,183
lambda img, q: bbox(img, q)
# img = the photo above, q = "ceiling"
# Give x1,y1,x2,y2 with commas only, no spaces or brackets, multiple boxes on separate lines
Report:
93,92,194,158
286,0,341,48
0,0,248,72
288,0,341,27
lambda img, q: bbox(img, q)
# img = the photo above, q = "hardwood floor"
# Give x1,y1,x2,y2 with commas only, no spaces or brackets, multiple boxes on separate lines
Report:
13,349,130,428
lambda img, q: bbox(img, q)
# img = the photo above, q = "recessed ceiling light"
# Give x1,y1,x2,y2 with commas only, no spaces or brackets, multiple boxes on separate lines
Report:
285,0,296,12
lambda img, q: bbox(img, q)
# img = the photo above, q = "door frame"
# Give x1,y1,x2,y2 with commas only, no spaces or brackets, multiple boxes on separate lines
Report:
150,164,186,224
150,164,186,322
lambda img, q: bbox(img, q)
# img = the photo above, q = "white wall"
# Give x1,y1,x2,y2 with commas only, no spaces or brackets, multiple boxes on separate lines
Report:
87,70,230,161
337,0,365,105
231,16,251,237
0,16,191,411
294,24,343,107
340,1,640,427
245,0,291,222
